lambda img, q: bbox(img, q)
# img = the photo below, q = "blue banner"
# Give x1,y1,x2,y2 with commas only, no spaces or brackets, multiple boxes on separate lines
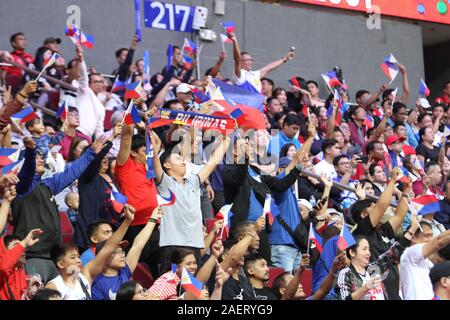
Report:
144,0,195,33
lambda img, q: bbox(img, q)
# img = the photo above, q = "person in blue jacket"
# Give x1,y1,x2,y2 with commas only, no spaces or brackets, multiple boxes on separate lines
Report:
11,136,106,283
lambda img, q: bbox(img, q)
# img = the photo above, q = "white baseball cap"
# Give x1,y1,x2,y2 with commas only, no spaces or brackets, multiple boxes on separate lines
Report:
419,98,431,109
176,83,192,94
298,199,313,211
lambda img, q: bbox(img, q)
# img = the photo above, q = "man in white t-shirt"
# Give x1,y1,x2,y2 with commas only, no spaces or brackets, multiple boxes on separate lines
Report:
314,138,340,181
400,220,450,300
228,32,294,94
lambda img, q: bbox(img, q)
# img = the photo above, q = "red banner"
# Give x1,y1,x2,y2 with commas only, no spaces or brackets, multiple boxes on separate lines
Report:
288,0,450,25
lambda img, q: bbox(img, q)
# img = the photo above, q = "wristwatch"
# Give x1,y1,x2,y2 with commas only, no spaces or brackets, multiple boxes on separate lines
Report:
295,163,303,171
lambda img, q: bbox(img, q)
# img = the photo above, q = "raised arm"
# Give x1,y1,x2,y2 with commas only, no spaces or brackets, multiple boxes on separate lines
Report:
0,186,16,233
422,230,450,259
281,254,308,300
201,220,223,257
196,240,223,283
368,168,400,228
76,46,88,92
83,204,134,284
208,51,226,79
78,141,113,184
198,136,230,184
150,130,164,184
397,63,410,105
259,50,294,79
16,137,37,196
126,207,162,273
229,32,241,79
43,138,106,195
286,122,315,175
388,185,411,232
326,99,338,139
0,81,37,131
149,78,181,109
118,36,138,82
363,84,387,108
220,231,256,271
117,123,133,166
310,251,346,300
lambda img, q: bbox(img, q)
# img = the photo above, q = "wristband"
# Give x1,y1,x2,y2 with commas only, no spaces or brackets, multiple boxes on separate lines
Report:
18,92,27,99
149,218,158,224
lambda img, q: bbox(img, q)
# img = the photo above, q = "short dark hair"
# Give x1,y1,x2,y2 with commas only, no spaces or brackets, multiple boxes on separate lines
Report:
261,77,274,88
170,248,195,265
321,138,337,154
10,32,24,44
116,281,138,300
159,146,174,172
67,58,79,70
349,105,363,119
418,127,428,142
162,99,180,110
283,114,300,127
393,102,406,114
417,113,429,125
115,48,128,59
131,134,145,152
51,244,79,266
31,288,62,300
393,121,405,131
365,141,379,155
355,90,369,101
350,199,376,223
382,88,394,100
87,220,111,241
346,236,368,260
25,117,42,130
272,272,291,299
3,235,20,248
241,51,251,57
243,252,266,275
234,221,254,241
333,154,349,166
368,163,378,176
88,73,102,84
306,80,318,88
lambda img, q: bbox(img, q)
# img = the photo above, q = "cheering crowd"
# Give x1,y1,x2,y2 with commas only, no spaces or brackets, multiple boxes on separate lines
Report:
0,25,449,301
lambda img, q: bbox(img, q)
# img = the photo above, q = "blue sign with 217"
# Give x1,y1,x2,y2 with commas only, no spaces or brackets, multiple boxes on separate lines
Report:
144,0,195,33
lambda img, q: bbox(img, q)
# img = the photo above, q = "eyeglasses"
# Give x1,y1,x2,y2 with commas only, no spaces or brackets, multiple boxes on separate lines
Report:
241,58,254,62
91,80,103,84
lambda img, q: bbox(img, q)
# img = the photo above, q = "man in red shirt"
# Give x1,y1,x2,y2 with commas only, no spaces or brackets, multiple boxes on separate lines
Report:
2,33,35,91
115,123,160,277
439,81,450,106
0,229,42,300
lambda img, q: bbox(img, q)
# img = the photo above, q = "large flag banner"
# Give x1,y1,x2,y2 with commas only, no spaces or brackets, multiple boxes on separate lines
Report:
212,79,265,111
410,195,440,216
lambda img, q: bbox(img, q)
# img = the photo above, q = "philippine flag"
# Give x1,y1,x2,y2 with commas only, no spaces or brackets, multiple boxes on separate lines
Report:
391,87,398,103
79,31,95,49
11,107,39,125
419,79,430,97
337,224,356,251
308,222,324,253
43,53,61,69
124,103,141,125
410,195,440,216
262,194,274,226
181,267,203,298
124,81,142,100
380,53,399,83
111,188,128,213
0,148,20,167
220,33,233,44
321,70,342,88
288,77,302,90
167,263,178,284
221,21,236,33
56,101,68,121
111,77,127,93
363,114,374,129
215,204,233,239
1,159,24,175
157,190,176,206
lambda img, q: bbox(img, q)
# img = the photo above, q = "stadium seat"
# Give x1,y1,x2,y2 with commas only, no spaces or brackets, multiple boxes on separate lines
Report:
48,90,60,110
267,266,285,288
104,110,114,131
132,262,154,288
59,212,74,244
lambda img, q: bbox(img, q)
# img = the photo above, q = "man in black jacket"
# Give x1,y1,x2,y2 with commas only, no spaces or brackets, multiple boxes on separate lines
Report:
223,135,302,264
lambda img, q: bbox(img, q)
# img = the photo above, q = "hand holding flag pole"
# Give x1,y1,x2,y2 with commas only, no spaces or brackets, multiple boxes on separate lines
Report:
402,196,423,232
35,52,60,81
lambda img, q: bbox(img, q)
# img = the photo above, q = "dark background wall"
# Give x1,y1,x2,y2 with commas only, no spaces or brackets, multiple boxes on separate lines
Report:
0,0,426,106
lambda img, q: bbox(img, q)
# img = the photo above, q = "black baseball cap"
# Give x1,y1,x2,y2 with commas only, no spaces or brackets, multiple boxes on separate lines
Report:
429,261,450,284
43,37,61,45
95,240,129,255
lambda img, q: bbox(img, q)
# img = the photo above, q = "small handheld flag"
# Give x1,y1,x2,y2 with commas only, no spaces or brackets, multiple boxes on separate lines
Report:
410,195,440,216
221,21,236,33
1,159,24,175
419,79,430,97
380,53,399,84
0,148,20,167
363,113,374,129
36,52,61,80
308,222,323,254
111,188,128,213
321,70,342,91
11,107,39,125
124,81,142,100
167,263,178,284
124,103,141,125
181,267,203,298
111,77,127,93
337,224,356,251
56,101,68,121
262,194,274,226
157,190,176,206
216,204,233,240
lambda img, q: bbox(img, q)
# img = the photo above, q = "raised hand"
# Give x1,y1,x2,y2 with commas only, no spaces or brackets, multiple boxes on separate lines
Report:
20,81,38,97
23,136,36,150
20,229,43,248
131,35,140,49
91,136,107,154
3,185,17,202
215,260,232,288
300,253,310,271
2,85,12,104
211,240,224,258
150,130,161,155
355,182,366,200
76,45,84,62
112,122,123,139
150,206,163,220
218,51,227,63
255,215,266,233
320,173,333,188
0,173,19,188
331,251,346,275
123,204,135,222
213,219,224,233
